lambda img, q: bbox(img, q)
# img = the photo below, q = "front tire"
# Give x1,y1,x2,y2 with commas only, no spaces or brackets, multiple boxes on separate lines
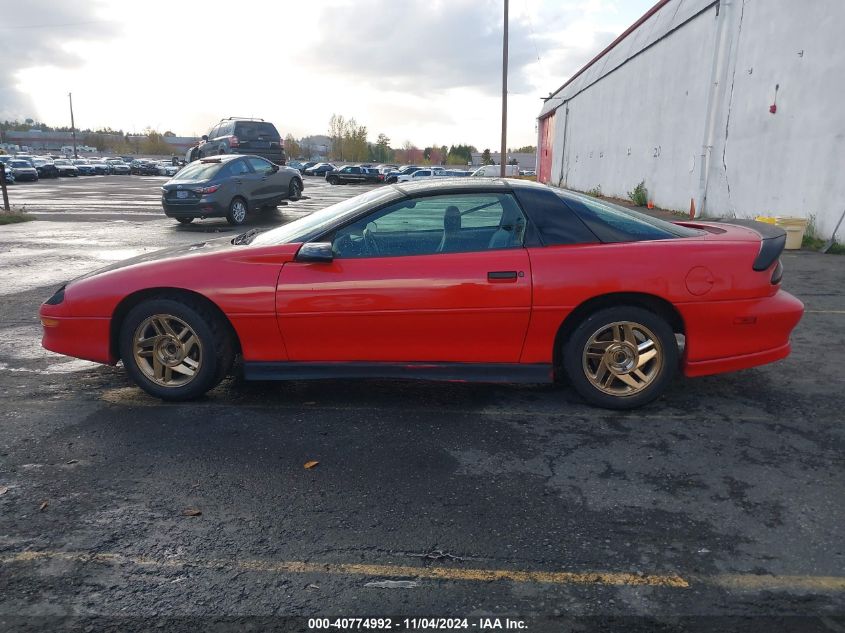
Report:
226,197,248,226
176,217,194,224
119,298,234,401
563,306,677,410
288,178,302,200
327,175,339,185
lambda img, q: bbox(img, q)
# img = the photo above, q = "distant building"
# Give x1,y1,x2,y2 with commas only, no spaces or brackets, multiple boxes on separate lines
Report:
470,152,536,169
537,0,845,239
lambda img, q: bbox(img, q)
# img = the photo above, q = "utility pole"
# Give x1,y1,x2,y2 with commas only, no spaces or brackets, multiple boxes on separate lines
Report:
0,162,9,212
68,92,78,159
500,0,509,177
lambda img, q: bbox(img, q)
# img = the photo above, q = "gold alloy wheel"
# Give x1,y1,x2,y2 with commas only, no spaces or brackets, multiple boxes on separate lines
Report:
132,314,203,388
582,321,663,396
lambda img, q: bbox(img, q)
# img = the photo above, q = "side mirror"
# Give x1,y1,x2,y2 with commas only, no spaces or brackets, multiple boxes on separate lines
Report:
201,135,208,142
296,242,334,263
270,164,279,173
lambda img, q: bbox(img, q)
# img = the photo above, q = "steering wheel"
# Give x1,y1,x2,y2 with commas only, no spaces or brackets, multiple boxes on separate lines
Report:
362,226,381,256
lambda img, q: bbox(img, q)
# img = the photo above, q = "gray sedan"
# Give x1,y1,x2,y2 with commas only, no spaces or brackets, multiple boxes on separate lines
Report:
160,154,304,225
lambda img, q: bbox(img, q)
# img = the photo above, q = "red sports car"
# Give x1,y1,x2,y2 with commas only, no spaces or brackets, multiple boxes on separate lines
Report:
39,179,803,409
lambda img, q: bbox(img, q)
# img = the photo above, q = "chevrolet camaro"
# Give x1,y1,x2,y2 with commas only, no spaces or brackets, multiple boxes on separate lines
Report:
39,179,803,409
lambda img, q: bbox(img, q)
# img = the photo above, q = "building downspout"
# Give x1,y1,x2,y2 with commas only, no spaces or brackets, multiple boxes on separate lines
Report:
696,0,732,217
558,103,569,187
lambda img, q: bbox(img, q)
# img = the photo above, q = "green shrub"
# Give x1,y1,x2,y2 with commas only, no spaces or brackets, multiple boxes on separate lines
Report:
586,185,602,197
628,180,648,207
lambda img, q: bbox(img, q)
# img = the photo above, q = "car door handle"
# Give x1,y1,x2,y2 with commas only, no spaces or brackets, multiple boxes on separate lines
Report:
487,270,519,281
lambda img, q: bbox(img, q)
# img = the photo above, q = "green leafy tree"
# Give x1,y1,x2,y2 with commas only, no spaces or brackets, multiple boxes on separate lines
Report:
481,149,492,165
374,133,392,163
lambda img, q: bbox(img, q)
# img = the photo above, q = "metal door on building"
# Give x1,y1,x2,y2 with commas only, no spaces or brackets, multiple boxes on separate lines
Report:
538,112,555,184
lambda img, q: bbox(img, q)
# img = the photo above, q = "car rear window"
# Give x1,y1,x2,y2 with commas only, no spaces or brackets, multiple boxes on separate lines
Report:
11,161,30,167
234,122,279,140
559,191,702,241
175,160,222,181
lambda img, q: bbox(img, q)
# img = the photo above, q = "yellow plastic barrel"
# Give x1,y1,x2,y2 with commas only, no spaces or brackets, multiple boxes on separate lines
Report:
775,217,809,250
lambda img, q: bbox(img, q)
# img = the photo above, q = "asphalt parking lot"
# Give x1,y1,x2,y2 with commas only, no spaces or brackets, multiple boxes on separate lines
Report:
0,176,843,630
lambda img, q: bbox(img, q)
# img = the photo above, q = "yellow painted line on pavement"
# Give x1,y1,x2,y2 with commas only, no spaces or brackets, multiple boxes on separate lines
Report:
0,550,687,588
4,550,845,592
712,574,845,592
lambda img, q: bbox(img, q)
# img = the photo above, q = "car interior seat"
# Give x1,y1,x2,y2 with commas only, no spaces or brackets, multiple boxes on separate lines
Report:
438,206,462,253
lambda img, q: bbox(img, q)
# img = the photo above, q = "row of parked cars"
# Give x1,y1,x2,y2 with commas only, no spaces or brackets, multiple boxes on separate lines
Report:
0,154,183,183
284,162,533,186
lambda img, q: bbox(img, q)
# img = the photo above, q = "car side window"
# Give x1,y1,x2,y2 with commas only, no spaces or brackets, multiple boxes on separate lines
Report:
246,157,274,174
218,160,249,178
331,193,527,258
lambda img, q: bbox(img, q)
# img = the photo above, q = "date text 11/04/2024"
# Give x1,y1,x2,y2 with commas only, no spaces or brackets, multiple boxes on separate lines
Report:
307,618,527,629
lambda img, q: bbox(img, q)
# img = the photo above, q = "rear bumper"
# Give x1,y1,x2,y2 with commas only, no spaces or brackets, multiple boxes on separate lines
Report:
680,289,804,377
162,199,227,218
232,149,286,165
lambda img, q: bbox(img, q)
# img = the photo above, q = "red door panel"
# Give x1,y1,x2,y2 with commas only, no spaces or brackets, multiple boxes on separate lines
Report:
276,250,532,362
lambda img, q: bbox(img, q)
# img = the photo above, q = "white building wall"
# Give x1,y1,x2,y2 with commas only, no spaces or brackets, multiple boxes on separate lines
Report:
539,0,845,239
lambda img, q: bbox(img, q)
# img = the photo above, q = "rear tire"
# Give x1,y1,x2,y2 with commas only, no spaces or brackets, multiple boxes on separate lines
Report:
562,306,677,410
119,298,234,401
226,197,248,226
176,217,194,224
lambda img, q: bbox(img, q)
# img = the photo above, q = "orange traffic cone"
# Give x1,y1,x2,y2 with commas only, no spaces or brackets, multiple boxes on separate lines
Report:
647,200,654,209
689,198,696,219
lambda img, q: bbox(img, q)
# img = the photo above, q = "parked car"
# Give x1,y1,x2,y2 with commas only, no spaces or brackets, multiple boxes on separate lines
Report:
53,159,79,177
106,159,131,175
157,161,180,177
471,164,520,177
39,179,803,408
287,160,305,171
31,157,59,178
299,161,318,174
8,159,39,181
73,159,96,176
130,160,159,176
160,154,304,226
88,159,111,175
395,168,445,183
521,169,537,177
304,163,336,176
384,166,421,183
326,165,382,185
197,117,286,165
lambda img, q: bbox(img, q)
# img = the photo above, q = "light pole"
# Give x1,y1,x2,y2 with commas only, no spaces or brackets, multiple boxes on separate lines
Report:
68,92,78,159
500,0,509,178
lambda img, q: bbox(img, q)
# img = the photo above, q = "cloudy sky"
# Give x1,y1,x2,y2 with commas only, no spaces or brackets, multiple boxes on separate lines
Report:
1,0,652,148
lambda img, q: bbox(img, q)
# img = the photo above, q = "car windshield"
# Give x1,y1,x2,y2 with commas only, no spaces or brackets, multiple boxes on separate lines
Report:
173,160,222,181
559,191,702,239
250,186,402,246
55,160,70,165
11,160,30,167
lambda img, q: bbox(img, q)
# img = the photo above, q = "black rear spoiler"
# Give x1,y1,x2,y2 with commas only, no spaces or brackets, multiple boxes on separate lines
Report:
717,219,787,271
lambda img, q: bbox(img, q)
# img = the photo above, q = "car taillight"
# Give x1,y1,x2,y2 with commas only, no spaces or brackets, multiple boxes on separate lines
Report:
771,259,783,284
229,136,239,148
195,184,219,194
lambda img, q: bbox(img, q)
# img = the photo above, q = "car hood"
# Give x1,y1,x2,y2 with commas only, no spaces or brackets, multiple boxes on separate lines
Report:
69,236,239,285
